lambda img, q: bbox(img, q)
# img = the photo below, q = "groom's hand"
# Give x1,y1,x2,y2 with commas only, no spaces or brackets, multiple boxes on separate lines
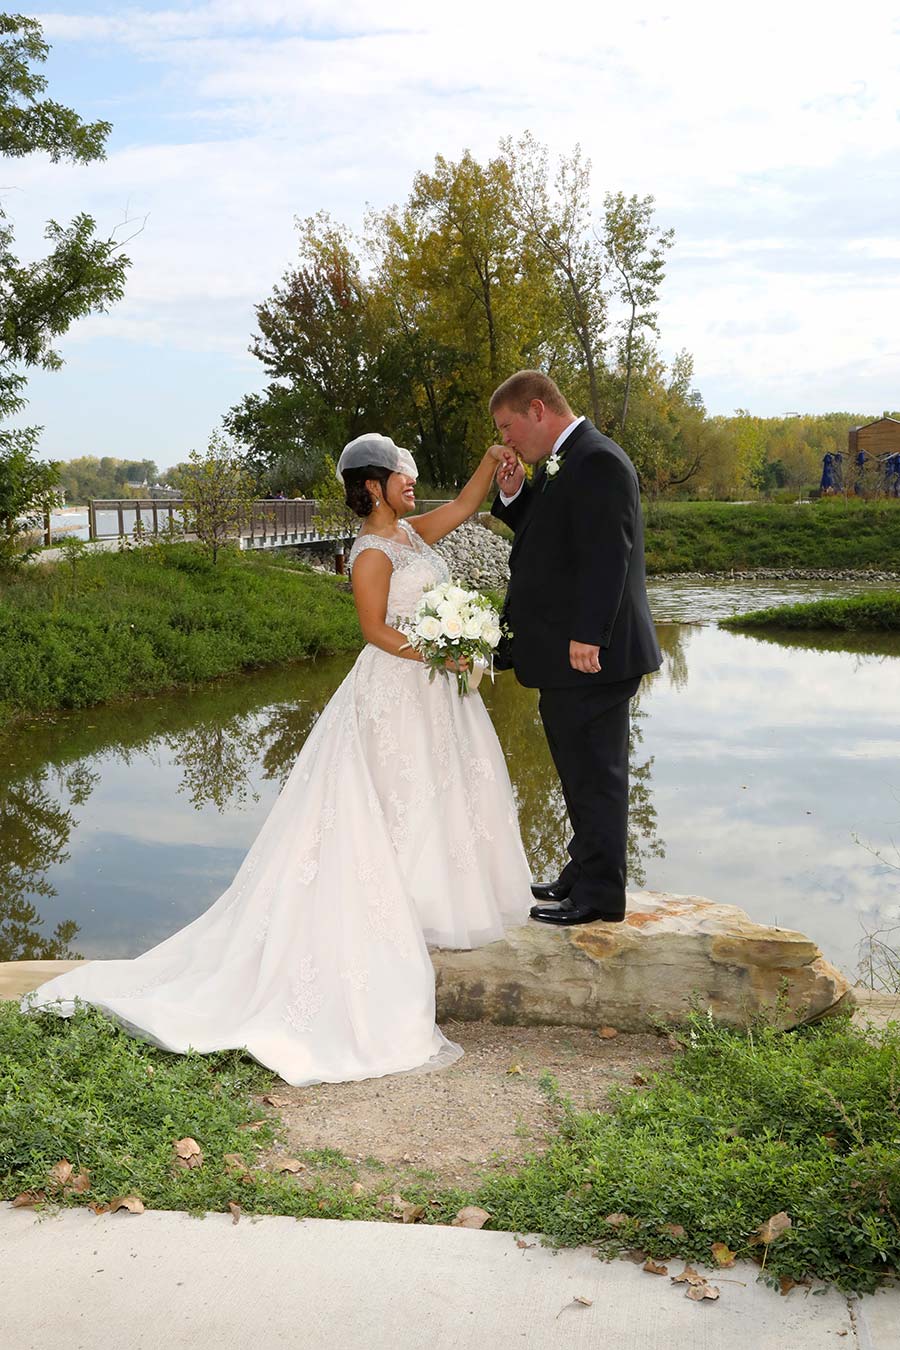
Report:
569,640,602,674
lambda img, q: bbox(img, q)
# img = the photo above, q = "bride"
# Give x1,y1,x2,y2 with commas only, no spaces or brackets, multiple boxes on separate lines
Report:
24,434,533,1085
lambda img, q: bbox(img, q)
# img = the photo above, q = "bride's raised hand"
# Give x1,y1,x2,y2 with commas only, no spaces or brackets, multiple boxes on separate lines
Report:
493,446,524,497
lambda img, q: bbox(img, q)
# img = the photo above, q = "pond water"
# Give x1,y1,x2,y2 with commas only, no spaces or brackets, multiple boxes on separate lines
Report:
4,580,899,981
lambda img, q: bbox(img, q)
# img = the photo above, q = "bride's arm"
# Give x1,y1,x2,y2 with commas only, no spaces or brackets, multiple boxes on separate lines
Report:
351,550,424,661
409,448,506,546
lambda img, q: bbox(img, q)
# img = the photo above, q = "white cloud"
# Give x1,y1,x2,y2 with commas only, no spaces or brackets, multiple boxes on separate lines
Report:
14,0,900,453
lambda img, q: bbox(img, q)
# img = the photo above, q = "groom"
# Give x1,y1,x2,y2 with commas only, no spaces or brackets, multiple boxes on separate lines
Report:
489,370,661,925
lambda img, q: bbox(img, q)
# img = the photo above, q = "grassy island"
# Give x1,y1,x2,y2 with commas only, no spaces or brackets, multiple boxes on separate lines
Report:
721,590,900,632
0,545,362,726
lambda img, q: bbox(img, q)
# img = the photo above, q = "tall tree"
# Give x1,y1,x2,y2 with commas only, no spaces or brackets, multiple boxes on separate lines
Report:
0,14,132,564
501,133,608,424
601,191,673,434
226,213,398,490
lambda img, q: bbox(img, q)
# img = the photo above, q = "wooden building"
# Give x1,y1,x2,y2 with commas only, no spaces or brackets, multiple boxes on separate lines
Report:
849,416,900,456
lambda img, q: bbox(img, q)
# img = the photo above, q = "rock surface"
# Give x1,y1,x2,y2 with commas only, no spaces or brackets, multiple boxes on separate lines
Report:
433,890,853,1031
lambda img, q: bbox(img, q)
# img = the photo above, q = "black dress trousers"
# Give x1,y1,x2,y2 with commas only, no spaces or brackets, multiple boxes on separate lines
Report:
538,675,641,916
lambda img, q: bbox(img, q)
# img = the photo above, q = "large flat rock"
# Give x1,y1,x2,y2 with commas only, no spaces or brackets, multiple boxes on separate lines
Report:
433,890,854,1031
2,892,854,1033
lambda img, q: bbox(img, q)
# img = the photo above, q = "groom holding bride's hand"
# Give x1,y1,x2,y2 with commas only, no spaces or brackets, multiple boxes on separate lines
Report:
489,370,661,925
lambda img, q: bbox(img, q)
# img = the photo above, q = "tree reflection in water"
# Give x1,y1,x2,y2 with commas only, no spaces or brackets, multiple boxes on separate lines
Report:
0,628,689,958
0,764,97,961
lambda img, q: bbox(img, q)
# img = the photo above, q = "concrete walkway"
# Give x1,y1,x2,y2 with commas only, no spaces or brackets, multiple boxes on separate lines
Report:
2,1205,898,1350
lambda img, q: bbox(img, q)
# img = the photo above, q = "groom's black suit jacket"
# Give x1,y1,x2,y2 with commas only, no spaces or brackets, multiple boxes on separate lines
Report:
491,419,662,689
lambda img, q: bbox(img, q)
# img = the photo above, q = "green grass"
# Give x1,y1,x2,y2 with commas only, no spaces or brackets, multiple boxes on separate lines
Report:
0,543,362,724
642,498,900,574
3,1003,897,1291
721,590,900,632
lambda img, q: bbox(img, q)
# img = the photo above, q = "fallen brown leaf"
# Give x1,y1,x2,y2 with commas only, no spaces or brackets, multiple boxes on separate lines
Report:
67,1172,91,1195
350,1182,364,1197
392,1199,425,1224
556,1295,593,1318
661,1223,687,1239
227,1202,241,1225
48,1160,74,1189
643,1258,668,1276
11,1190,46,1208
452,1206,490,1230
262,1094,290,1107
685,1282,720,1302
631,1074,648,1086
516,1239,535,1250
779,1276,798,1296
273,1157,307,1174
172,1137,203,1170
107,1195,144,1214
751,1212,792,1246
671,1265,707,1287
238,1120,266,1132
711,1242,736,1268
506,1063,524,1076
604,1212,631,1227
598,1026,618,1039
223,1153,247,1171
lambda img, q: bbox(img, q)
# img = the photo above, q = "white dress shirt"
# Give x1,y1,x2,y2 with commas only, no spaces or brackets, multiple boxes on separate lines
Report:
499,415,586,505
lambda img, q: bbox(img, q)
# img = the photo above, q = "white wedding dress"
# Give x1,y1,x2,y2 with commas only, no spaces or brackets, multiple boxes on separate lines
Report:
25,520,532,1085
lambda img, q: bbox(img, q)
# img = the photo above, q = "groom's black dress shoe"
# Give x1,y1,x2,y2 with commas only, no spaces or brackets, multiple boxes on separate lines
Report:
530,900,626,926
530,878,573,902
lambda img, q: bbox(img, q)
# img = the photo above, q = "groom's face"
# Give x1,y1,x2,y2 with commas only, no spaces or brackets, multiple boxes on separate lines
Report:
493,400,552,464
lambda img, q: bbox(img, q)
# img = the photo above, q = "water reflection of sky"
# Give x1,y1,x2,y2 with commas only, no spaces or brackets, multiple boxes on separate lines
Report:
638,625,900,976
5,603,899,980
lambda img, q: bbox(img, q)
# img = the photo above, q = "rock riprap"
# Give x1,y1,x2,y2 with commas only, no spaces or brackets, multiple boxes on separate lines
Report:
431,518,511,592
432,890,852,1031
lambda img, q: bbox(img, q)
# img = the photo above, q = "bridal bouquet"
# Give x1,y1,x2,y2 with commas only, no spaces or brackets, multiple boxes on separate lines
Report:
403,581,503,696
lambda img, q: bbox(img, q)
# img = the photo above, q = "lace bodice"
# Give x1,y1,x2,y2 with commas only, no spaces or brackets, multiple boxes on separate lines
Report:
348,519,451,623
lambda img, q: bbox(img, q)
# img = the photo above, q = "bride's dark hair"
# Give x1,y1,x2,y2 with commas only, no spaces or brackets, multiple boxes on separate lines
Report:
343,464,393,518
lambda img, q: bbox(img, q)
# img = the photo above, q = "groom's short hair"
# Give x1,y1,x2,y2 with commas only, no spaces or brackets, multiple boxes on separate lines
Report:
489,370,571,417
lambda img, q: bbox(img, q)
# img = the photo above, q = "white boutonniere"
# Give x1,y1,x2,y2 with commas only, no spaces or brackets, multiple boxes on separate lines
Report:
542,450,563,490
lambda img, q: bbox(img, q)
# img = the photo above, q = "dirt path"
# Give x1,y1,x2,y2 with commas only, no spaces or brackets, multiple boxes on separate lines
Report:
257,1022,675,1191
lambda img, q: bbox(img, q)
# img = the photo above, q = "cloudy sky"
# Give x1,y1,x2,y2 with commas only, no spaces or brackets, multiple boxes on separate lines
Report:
10,1,900,468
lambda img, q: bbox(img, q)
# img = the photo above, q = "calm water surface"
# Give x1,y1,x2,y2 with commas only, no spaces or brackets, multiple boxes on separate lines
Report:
5,580,899,979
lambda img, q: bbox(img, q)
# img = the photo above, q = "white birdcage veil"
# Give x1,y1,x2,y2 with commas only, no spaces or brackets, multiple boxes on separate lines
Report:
335,433,418,482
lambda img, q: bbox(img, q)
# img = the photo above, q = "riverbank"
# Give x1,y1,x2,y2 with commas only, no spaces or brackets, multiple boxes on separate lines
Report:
0,545,361,725
2,998,897,1293
642,499,900,574
721,590,900,631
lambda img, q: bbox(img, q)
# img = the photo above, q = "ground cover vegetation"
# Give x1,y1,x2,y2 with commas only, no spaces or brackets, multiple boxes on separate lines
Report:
2,1003,896,1294
0,542,360,724
722,590,900,632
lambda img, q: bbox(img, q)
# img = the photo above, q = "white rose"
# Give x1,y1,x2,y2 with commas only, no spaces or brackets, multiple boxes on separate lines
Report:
446,585,468,603
545,455,560,477
483,625,502,647
437,600,460,622
416,615,442,641
462,616,483,639
480,611,498,637
441,615,463,639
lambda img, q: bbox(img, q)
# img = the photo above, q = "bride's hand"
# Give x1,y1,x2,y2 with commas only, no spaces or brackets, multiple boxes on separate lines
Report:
489,445,524,496
444,655,470,673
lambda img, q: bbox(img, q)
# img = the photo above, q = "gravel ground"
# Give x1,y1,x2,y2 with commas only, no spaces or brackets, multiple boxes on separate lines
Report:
257,1022,675,1190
